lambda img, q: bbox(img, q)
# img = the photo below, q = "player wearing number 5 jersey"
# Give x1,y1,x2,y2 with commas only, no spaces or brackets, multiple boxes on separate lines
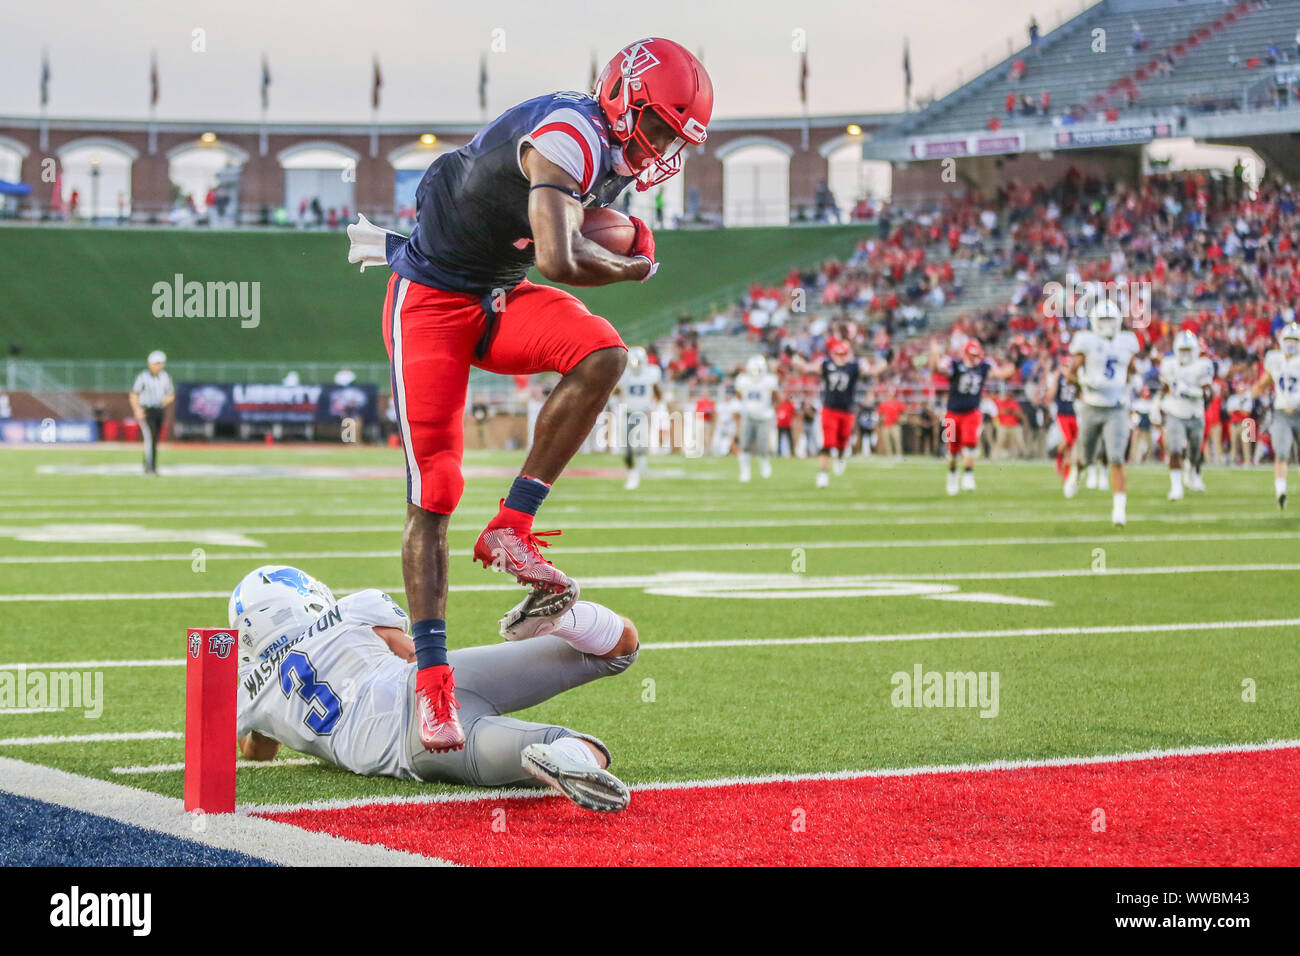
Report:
231,566,639,812
928,338,1015,495
1253,322,1300,510
1159,331,1214,500
1063,301,1141,527
344,38,712,754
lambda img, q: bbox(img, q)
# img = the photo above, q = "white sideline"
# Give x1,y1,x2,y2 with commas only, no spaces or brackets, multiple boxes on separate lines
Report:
0,730,183,746
242,738,1300,815
0,755,447,866
3,529,1299,566
2,615,1298,675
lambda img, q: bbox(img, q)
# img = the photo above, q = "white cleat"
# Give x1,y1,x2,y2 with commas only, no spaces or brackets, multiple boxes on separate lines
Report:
832,458,847,477
960,472,976,492
759,458,772,479
499,580,580,641
1084,470,1098,490
739,469,751,483
1098,472,1110,491
1063,471,1079,499
1167,486,1184,501
1112,500,1127,528
945,471,960,496
623,470,640,491
521,742,630,813
815,471,830,488
1189,473,1206,492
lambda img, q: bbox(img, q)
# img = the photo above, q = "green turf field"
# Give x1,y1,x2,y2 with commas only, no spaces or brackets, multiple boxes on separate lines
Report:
1,445,1297,808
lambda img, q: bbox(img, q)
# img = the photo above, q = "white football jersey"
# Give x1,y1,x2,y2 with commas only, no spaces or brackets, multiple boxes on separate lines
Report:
237,589,417,780
1264,349,1300,412
618,363,662,412
1159,356,1213,419
1070,330,1140,408
735,372,778,421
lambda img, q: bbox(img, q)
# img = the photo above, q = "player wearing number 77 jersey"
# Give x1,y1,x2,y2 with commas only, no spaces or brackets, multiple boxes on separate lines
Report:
230,566,640,812
1252,321,1300,511
1063,301,1141,527
928,338,1016,495
791,338,886,487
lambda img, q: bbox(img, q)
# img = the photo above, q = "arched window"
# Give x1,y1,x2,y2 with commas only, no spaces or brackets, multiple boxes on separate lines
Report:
57,138,137,220
168,140,248,212
822,137,892,219
388,141,448,222
0,136,29,184
278,141,359,225
719,138,792,227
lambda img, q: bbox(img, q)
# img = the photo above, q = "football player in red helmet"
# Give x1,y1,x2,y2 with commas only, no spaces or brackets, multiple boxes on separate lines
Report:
346,38,711,755
929,337,1016,495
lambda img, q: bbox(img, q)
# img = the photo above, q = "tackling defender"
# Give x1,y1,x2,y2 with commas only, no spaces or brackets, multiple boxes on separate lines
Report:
614,346,662,490
791,338,885,487
928,338,1016,495
1063,301,1141,527
1252,321,1300,510
1159,330,1214,500
230,566,638,812
345,38,713,751
734,356,780,482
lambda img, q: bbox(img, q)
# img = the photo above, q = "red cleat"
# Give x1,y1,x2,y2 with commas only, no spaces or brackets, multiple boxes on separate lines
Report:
473,502,571,594
415,664,465,753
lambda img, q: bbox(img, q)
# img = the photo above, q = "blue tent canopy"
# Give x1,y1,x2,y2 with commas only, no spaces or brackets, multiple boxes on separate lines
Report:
0,180,32,196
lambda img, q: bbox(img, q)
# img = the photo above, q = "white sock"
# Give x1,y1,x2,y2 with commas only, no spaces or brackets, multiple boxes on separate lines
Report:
1114,491,1127,508
1170,470,1183,493
1277,477,1289,497
738,452,750,469
1087,464,1096,480
549,735,600,768
635,454,647,473
550,600,624,656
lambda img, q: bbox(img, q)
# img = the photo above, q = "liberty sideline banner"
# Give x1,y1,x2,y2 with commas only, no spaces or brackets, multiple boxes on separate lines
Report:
176,383,379,425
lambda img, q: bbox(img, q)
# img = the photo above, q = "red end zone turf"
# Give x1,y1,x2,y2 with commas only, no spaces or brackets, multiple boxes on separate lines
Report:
258,747,1300,866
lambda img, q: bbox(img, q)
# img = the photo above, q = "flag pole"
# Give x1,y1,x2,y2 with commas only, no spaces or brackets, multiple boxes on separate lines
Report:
39,48,49,152
148,51,158,155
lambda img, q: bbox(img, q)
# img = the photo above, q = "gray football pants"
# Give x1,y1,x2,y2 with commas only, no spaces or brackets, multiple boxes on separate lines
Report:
405,636,637,787
1077,403,1131,466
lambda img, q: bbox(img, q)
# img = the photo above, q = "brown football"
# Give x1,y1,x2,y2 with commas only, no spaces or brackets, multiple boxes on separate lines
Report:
581,206,636,256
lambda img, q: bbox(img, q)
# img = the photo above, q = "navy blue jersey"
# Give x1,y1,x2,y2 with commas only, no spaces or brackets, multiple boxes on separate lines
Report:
387,92,635,297
1054,374,1078,417
946,358,991,413
821,358,861,411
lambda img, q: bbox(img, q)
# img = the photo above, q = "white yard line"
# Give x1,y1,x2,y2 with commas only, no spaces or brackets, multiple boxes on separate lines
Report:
242,738,1300,815
0,755,446,866
3,532,1300,567
2,613,1297,674
0,730,183,746
110,757,321,775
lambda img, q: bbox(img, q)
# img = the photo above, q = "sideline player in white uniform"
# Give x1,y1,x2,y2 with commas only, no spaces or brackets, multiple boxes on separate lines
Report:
733,355,779,482
1064,301,1141,527
1159,330,1214,500
1252,322,1300,510
614,346,662,490
231,565,638,812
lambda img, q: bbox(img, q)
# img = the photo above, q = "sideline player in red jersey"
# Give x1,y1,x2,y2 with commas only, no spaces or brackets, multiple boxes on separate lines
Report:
346,39,712,752
928,338,1016,495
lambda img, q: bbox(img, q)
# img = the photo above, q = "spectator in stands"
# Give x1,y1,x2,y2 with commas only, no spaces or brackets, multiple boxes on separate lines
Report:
877,390,906,457
1010,59,1026,83
1130,23,1145,54
1028,17,1040,47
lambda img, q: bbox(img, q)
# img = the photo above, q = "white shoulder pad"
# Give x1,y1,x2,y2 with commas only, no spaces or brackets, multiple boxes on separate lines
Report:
337,589,411,633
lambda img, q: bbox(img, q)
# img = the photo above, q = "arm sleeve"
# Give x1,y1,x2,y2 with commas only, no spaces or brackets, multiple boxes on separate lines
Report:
518,108,603,193
131,372,145,394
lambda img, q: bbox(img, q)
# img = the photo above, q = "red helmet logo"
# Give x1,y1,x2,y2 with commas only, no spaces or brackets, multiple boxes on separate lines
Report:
596,38,713,191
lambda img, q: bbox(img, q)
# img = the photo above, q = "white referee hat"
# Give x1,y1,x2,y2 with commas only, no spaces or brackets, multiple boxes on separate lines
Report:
148,350,167,365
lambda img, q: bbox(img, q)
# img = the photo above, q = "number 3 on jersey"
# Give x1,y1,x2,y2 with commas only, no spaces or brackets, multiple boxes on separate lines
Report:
280,650,341,735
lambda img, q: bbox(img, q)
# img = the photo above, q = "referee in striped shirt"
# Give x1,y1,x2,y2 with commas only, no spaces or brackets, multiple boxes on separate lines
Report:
130,350,174,474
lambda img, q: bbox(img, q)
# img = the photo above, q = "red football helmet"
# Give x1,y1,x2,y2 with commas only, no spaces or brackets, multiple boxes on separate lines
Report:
828,337,853,361
595,38,713,191
962,340,984,363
